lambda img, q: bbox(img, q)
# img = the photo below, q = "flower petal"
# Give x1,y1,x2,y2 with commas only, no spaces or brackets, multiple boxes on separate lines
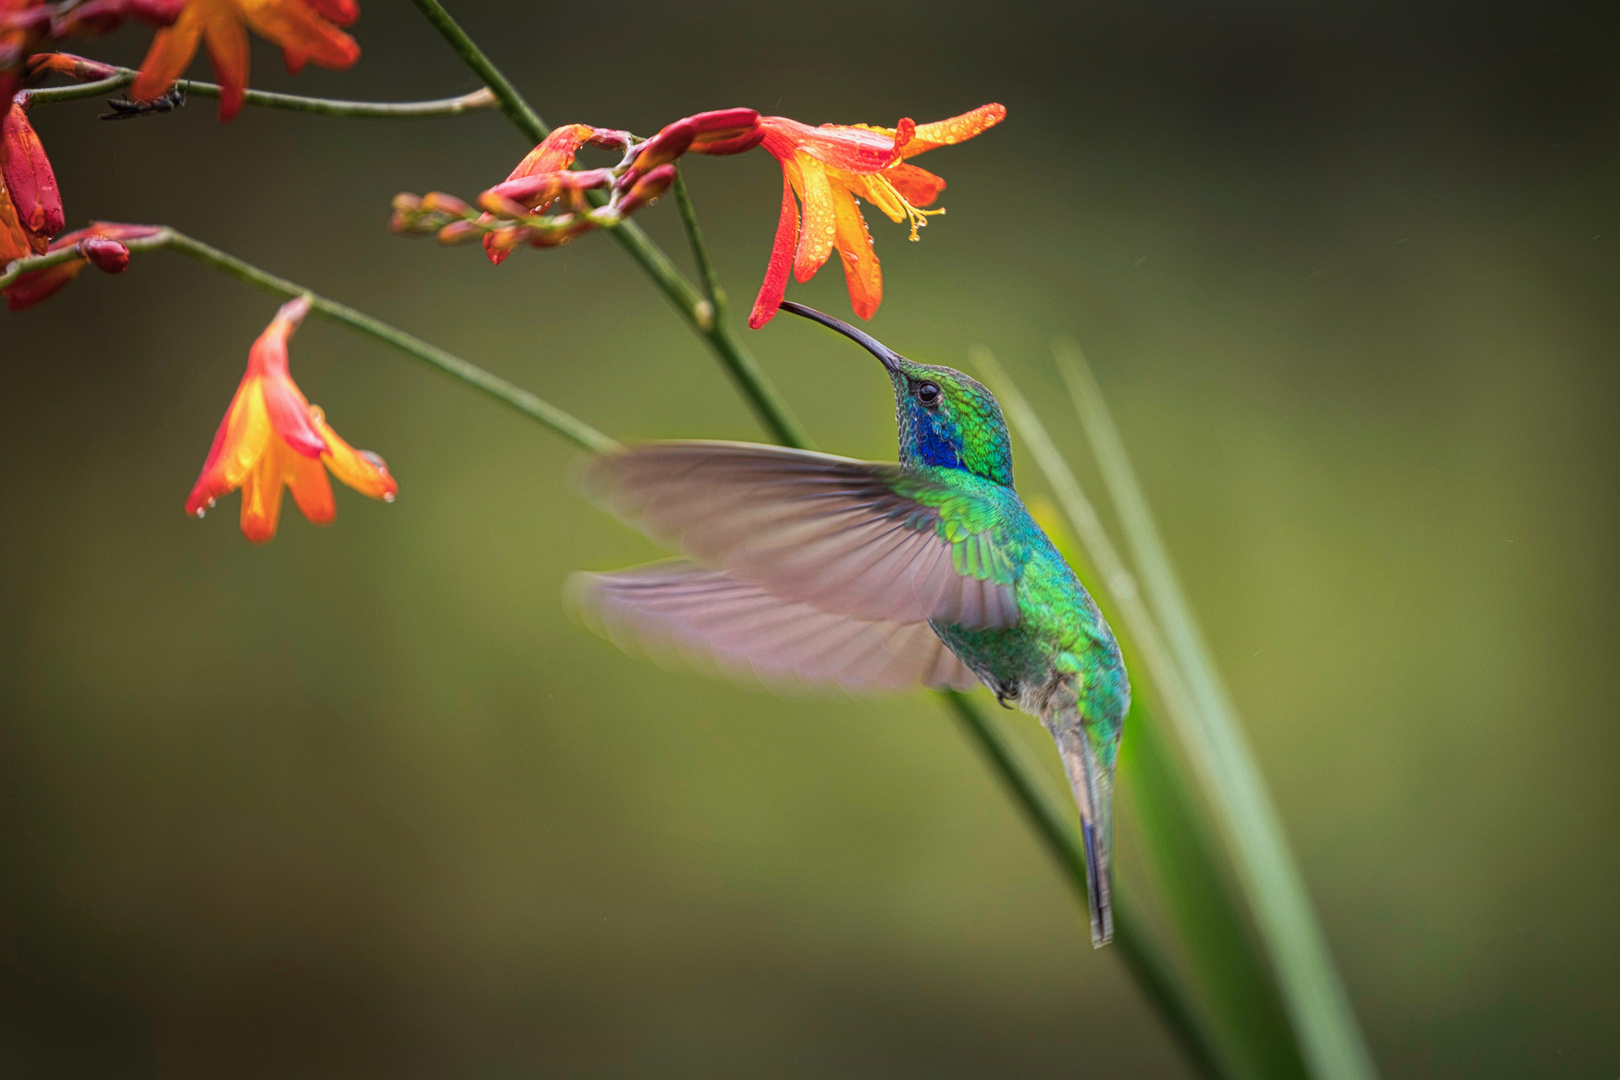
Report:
900,103,1006,159
886,162,946,207
747,169,800,329
0,176,39,264
240,0,359,74
1,100,64,241
792,154,836,283
130,1,204,102
199,1,250,121
285,443,335,524
311,405,397,501
830,182,881,320
238,430,285,543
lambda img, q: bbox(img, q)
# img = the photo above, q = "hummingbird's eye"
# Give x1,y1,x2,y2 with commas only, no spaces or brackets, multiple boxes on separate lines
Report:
914,381,942,408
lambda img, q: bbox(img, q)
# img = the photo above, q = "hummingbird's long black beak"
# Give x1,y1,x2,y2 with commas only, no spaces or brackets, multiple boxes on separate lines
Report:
779,301,903,374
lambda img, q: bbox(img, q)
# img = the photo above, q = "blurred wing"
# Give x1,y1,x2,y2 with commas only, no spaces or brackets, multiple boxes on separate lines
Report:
570,562,982,693
581,441,1018,630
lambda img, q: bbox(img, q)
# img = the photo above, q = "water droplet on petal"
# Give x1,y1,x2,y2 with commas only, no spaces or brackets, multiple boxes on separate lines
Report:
206,497,216,508
383,492,396,504
195,508,207,519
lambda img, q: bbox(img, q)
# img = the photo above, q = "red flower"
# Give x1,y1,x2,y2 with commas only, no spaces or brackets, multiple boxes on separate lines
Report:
132,0,360,122
747,103,1005,328
186,296,396,543
0,91,60,260
3,221,158,310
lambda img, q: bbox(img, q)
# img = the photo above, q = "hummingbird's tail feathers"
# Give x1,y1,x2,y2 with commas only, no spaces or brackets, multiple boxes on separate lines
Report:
1051,719,1115,947
579,441,1019,630
568,561,982,694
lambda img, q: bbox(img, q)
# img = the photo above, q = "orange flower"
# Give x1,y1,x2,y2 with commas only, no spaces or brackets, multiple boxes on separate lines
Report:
186,296,396,543
132,0,360,122
747,103,1005,328
3,221,158,310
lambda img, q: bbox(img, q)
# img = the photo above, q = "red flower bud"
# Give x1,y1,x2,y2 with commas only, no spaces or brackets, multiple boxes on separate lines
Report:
25,53,121,82
687,108,763,155
1,97,63,242
2,221,159,310
616,163,676,216
631,118,697,175
80,235,129,273
587,128,632,152
477,189,531,219
435,220,483,245
420,191,472,218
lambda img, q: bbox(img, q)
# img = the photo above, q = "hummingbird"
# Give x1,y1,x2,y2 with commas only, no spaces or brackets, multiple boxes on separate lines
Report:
570,302,1129,946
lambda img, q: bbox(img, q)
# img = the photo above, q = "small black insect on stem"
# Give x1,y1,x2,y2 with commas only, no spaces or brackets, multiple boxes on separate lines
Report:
101,87,187,122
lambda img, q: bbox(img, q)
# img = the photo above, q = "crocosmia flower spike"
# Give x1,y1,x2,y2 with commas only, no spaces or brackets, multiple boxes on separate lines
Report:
132,0,361,122
748,103,1005,328
186,296,397,543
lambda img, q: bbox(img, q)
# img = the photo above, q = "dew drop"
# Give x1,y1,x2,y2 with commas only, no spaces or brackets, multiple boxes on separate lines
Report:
206,497,217,508
195,508,207,519
383,492,396,504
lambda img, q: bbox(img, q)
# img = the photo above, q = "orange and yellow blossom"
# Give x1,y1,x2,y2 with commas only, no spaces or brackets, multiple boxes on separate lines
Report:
132,0,360,121
186,296,396,543
748,103,1005,328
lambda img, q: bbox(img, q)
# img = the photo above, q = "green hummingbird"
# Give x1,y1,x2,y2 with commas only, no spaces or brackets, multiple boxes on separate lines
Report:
571,302,1129,946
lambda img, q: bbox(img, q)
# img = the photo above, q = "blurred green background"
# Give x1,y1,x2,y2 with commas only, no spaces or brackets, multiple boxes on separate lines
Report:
4,1,1618,1075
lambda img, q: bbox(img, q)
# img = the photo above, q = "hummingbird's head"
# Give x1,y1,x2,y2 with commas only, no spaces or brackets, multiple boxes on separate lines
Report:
780,302,1013,487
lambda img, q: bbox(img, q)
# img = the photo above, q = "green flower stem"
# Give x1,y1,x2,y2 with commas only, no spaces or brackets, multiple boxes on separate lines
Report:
943,691,1232,1080
0,231,614,454
25,68,500,118
673,166,725,308
406,0,551,140
407,0,811,451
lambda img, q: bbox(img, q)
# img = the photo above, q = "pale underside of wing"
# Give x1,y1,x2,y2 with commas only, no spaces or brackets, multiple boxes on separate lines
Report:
582,441,1019,631
570,562,983,694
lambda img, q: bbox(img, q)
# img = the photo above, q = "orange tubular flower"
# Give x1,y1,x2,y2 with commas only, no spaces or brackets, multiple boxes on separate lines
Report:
132,0,360,122
186,296,396,544
747,103,1005,328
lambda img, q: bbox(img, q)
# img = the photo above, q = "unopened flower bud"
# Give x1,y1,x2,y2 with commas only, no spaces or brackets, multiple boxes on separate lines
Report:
1,98,63,242
420,191,472,218
632,118,696,173
80,236,129,273
587,128,632,152
687,107,764,155
436,220,483,245
25,53,120,82
478,189,533,219
617,163,677,216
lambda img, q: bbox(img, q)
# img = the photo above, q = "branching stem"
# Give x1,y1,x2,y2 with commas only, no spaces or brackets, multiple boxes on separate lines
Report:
1,231,615,454
24,68,499,117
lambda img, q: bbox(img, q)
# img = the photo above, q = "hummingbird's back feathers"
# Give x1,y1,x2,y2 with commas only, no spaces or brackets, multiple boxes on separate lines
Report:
582,441,1021,630
569,561,981,693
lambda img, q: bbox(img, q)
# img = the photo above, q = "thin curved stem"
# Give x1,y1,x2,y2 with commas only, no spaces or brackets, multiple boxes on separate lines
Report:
405,0,549,140
24,68,500,117
674,166,724,308
2,231,614,454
